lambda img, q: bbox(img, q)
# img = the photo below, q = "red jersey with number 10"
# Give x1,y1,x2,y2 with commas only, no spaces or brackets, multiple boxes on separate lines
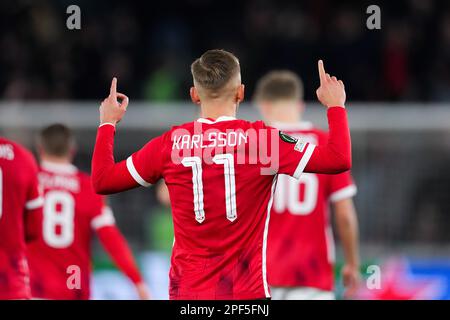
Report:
267,123,357,291
125,116,316,299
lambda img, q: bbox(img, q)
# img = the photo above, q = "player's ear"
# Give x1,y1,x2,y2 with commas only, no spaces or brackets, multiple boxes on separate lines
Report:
190,87,201,105
236,84,245,103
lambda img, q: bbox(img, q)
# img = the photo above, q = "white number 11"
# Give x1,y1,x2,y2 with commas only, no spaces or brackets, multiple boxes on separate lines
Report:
182,155,237,223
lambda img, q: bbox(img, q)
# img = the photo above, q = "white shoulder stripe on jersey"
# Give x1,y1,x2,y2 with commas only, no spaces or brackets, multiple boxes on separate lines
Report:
126,156,151,187
262,175,277,299
91,206,116,230
329,184,357,203
293,144,316,179
25,196,44,210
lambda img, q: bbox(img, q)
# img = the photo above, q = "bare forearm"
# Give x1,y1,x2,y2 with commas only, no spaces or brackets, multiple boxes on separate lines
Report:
334,200,360,267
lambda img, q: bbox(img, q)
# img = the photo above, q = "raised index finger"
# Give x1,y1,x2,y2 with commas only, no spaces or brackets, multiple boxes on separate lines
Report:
318,60,326,85
110,77,117,97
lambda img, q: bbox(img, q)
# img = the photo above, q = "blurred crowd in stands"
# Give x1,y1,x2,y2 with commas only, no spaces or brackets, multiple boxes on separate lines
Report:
1,0,450,102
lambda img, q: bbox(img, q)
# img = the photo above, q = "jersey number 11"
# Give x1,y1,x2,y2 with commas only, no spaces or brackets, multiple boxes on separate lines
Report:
182,155,237,223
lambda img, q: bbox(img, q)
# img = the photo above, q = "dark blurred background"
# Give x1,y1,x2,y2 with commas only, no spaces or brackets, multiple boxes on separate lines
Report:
1,0,450,101
1,0,450,299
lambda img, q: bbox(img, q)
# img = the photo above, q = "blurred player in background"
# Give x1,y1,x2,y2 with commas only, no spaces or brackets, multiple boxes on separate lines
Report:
91,49,352,299
27,124,150,300
0,137,43,299
255,71,360,300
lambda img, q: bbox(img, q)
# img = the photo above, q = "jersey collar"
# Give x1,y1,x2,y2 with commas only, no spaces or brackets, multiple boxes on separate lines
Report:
196,116,237,124
41,161,78,174
272,121,313,131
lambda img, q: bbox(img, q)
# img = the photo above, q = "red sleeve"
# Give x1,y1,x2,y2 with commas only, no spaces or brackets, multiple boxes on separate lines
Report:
328,171,357,203
24,206,43,243
92,124,166,194
91,124,141,194
304,107,352,174
126,135,165,187
275,130,316,179
274,107,351,178
90,200,115,230
96,225,143,284
23,149,43,242
24,150,44,212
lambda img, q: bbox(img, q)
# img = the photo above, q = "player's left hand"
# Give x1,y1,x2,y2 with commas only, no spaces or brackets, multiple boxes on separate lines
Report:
135,281,151,300
342,264,360,299
99,77,129,125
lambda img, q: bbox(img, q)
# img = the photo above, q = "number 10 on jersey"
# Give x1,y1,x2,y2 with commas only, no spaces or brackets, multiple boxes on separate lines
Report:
182,155,237,223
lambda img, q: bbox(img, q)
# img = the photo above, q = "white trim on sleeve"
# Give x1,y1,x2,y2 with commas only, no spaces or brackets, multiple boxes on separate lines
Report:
126,156,151,187
99,123,116,128
293,144,316,179
25,196,44,210
91,206,116,230
329,184,357,202
262,176,277,299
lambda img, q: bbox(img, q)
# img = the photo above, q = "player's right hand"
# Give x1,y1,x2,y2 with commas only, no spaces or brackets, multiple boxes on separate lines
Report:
135,282,151,300
316,60,346,108
342,263,360,299
99,77,129,125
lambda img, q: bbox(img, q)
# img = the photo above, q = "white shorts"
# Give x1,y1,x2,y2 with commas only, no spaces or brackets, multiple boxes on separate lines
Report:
270,287,335,300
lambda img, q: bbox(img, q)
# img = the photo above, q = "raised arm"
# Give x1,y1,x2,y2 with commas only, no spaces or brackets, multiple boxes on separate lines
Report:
276,60,351,178
304,60,351,173
91,78,139,194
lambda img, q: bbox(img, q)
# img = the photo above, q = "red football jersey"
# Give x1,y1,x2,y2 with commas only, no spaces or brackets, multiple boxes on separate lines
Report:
267,122,357,291
0,137,43,299
125,116,316,299
27,161,115,299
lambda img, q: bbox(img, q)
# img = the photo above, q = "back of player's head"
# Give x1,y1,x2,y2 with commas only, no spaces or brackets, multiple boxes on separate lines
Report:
254,70,304,103
191,49,241,99
39,124,74,157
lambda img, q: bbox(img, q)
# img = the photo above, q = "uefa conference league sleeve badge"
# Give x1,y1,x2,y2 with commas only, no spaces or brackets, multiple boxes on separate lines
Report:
279,131,306,153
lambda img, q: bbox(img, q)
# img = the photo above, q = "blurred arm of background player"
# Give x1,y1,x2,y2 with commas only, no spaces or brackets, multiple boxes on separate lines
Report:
24,155,44,244
333,198,360,298
95,220,151,300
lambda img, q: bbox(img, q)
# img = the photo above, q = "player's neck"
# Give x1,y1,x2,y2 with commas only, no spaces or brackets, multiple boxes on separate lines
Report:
200,101,237,120
40,155,72,165
266,102,302,124
268,112,302,124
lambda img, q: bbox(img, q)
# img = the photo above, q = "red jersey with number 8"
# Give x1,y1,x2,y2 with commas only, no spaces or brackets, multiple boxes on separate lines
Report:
27,162,114,299
267,123,357,291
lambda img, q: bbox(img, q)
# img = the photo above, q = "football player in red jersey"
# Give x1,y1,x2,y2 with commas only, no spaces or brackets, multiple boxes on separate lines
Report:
27,124,150,300
255,70,360,300
0,137,43,299
91,49,352,299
